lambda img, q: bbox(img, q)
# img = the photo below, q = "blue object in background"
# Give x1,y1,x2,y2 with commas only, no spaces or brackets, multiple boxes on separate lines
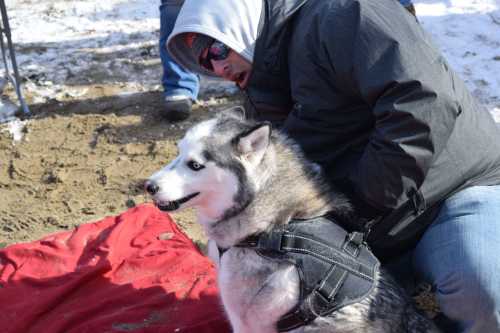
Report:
159,0,199,101
398,0,413,7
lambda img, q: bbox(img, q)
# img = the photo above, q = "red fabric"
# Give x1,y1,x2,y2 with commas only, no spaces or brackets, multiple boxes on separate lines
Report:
0,204,231,333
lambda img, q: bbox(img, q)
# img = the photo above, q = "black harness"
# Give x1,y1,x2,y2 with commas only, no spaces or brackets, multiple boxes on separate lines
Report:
233,216,380,332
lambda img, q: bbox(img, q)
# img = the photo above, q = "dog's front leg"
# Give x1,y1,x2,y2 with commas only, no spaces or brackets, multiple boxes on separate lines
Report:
207,239,220,268
229,320,277,333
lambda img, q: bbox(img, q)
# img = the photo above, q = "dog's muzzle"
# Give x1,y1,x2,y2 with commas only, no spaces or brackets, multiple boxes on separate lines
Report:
145,180,200,211
155,192,200,211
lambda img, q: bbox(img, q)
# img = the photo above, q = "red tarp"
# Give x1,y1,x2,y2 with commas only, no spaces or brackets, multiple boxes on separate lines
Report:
0,204,231,333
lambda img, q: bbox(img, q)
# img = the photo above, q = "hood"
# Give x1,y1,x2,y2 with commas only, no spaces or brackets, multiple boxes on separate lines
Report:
167,0,263,77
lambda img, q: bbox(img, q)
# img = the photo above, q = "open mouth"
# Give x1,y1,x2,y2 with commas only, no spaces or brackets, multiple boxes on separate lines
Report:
235,71,249,88
155,192,200,212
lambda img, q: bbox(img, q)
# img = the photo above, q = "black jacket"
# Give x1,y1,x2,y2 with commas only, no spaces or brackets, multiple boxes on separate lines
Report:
245,0,500,258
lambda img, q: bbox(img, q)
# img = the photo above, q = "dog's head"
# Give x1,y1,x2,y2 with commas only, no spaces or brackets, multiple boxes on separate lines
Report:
146,108,272,223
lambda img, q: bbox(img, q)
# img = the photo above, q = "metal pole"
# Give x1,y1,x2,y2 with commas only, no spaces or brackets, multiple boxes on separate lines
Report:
0,0,30,115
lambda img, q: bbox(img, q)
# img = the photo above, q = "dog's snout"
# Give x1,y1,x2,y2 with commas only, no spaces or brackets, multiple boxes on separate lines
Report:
145,180,159,195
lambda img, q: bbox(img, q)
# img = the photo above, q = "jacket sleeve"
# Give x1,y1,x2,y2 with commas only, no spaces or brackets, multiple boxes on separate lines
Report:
323,0,461,210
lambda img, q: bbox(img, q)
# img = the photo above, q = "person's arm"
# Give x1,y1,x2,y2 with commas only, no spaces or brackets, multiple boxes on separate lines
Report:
243,93,291,127
323,1,459,211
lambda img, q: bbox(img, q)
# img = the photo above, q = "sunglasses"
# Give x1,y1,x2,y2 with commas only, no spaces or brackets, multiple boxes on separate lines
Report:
199,40,231,71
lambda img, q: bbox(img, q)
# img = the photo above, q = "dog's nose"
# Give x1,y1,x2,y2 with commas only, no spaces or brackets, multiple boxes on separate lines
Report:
144,180,159,195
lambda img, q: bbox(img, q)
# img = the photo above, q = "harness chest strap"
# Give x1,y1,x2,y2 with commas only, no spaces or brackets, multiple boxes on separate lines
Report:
235,218,379,332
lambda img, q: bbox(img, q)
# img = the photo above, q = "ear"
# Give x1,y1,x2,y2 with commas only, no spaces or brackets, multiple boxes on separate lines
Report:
236,123,271,166
219,106,246,120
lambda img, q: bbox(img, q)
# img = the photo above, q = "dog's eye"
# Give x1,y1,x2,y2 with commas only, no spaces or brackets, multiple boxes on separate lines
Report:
187,160,205,171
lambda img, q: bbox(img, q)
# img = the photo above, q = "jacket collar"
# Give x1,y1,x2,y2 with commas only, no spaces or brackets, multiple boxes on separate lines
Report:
256,0,308,71
245,0,309,114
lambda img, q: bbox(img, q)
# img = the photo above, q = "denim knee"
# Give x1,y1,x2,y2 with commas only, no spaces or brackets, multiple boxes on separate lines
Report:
414,185,500,332
436,269,500,326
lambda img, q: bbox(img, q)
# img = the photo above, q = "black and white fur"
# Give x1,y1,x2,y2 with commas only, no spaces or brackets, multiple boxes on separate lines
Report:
146,109,440,333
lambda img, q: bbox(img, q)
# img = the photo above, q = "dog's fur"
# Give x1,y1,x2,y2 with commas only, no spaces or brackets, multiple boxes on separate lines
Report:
146,109,440,333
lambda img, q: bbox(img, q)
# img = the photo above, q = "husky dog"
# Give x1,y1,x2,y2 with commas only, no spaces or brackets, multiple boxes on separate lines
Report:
146,109,440,333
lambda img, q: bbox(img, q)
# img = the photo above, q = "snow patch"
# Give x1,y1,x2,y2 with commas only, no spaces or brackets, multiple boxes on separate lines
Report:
1,118,26,142
0,0,499,120
0,99,18,123
491,107,500,123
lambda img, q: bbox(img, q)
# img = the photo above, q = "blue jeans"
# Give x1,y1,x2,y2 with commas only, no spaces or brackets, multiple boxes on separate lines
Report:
399,0,413,7
159,0,199,100
389,185,500,332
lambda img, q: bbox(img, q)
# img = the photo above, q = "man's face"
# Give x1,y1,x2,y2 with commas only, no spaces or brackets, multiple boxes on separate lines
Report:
199,41,252,89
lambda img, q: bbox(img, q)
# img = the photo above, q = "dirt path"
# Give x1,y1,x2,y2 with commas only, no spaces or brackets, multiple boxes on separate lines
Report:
0,84,442,317
0,86,242,248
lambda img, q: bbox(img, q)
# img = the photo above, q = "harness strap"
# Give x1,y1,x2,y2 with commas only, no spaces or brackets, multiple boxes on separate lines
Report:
239,229,372,280
277,231,365,331
236,229,372,332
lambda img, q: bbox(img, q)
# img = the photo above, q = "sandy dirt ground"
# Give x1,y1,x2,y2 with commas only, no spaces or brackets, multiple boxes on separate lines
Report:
0,85,440,316
0,84,242,249
0,0,443,315
0,0,243,250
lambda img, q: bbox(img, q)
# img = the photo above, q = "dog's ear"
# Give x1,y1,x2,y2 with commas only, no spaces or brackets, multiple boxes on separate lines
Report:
219,106,246,120
235,122,271,166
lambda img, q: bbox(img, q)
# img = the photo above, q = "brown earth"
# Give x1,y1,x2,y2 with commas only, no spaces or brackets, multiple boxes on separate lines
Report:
0,83,440,318
0,85,242,250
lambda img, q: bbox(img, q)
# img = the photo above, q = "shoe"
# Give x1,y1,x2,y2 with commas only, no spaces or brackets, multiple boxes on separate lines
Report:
433,313,461,333
162,95,192,121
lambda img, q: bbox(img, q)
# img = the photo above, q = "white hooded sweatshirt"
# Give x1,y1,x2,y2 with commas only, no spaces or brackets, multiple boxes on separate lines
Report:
167,0,262,77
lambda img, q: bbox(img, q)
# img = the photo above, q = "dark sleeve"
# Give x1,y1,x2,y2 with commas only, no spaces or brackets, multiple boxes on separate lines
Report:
323,0,460,210
243,93,291,127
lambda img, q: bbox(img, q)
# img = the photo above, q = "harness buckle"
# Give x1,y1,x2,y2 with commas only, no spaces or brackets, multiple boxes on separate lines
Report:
259,228,284,252
343,231,364,257
235,228,285,253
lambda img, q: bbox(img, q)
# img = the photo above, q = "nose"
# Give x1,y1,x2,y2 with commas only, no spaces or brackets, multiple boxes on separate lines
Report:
144,180,159,195
212,60,231,80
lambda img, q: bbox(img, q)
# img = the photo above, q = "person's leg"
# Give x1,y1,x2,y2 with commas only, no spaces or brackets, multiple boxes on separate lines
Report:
159,0,199,121
399,0,417,17
398,0,413,7
413,185,500,332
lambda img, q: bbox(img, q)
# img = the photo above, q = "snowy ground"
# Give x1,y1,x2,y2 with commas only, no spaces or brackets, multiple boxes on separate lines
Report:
0,2,496,316
0,0,235,124
0,0,499,123
3,0,164,104
417,0,500,120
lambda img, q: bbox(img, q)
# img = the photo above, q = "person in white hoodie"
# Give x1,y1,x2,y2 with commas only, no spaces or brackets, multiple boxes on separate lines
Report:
167,0,500,332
